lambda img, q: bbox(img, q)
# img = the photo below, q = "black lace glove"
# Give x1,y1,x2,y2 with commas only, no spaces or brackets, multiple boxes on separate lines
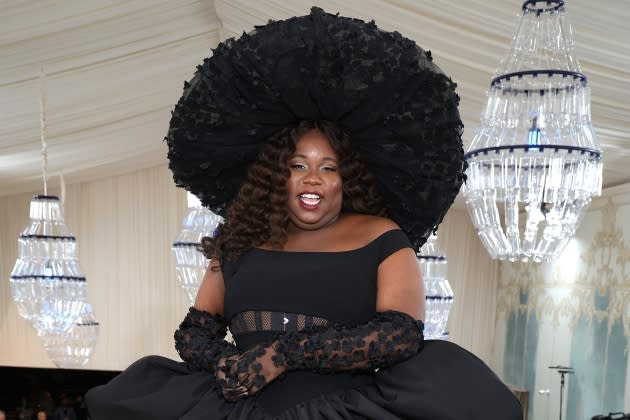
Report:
173,307,239,373
220,310,424,398
216,342,286,401
281,310,424,371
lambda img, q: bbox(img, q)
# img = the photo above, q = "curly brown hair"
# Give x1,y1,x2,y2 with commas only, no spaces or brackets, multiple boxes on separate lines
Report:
200,120,386,263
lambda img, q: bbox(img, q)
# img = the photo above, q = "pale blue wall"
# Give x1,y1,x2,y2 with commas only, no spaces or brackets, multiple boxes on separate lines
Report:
503,305,539,420
494,189,630,419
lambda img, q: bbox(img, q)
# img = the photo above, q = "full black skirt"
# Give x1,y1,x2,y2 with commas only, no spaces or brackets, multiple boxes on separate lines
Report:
86,340,522,420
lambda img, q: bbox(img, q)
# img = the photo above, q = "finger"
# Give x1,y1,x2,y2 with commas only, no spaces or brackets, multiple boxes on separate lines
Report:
215,370,226,382
222,385,247,394
238,373,265,393
236,376,257,392
222,386,248,402
236,371,250,384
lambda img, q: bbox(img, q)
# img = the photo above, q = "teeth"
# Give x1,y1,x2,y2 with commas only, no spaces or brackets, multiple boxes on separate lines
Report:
299,193,321,205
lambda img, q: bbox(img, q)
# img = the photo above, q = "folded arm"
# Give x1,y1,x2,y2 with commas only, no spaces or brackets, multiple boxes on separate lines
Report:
279,310,424,371
223,310,424,400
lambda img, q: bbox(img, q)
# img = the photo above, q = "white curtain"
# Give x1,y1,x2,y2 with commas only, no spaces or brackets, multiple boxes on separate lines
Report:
437,209,500,366
1,171,499,371
0,165,189,370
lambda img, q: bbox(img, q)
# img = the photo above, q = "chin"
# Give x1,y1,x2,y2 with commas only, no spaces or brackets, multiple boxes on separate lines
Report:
290,217,324,230
294,221,321,230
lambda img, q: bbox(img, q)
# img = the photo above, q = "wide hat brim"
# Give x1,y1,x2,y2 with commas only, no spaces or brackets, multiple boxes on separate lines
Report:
166,7,465,249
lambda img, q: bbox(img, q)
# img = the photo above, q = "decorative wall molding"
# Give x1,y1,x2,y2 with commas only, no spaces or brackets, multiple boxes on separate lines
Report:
498,185,630,332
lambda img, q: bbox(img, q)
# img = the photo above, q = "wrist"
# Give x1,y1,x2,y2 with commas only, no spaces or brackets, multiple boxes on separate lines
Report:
273,333,314,371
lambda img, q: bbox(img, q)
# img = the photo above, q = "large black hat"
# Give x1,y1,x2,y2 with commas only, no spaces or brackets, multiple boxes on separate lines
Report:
166,7,465,249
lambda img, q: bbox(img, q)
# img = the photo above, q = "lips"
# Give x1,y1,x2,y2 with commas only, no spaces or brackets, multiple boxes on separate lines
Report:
298,192,322,207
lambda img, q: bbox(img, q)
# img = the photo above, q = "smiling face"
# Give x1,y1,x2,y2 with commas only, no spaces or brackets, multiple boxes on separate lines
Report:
285,129,343,231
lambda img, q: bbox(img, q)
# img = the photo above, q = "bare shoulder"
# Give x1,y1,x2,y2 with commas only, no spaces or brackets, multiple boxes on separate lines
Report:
341,213,401,242
343,213,399,230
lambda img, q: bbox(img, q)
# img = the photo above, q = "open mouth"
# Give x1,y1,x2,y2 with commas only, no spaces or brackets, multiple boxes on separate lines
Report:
299,193,321,206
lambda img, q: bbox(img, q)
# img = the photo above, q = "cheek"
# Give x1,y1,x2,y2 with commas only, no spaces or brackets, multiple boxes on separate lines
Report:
285,174,297,192
332,177,343,198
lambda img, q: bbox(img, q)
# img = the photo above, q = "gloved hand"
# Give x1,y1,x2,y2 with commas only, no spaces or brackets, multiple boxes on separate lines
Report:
214,310,424,401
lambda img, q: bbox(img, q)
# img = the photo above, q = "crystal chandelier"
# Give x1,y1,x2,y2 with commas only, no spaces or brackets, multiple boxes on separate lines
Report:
41,304,100,368
9,70,98,368
417,234,453,340
463,0,602,262
10,195,89,334
172,193,223,305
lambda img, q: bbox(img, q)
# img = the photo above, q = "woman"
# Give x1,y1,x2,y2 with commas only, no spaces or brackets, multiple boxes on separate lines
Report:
86,121,521,419
86,7,523,420
191,121,426,407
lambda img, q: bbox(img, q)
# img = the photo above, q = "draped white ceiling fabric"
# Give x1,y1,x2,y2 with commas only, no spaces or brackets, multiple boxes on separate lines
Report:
1,0,629,198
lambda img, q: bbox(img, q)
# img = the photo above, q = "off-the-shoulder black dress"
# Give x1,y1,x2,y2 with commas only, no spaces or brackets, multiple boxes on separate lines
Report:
86,229,522,419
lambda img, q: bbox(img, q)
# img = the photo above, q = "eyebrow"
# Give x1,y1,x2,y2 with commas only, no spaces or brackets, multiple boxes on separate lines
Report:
291,153,338,162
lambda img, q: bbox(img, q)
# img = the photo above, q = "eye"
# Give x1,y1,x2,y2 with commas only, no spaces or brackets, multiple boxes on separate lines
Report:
321,166,338,172
289,163,306,170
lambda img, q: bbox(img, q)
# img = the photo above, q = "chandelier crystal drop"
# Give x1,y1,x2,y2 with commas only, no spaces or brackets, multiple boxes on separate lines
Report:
172,204,223,305
463,0,602,262
417,234,453,340
42,304,100,368
10,195,89,335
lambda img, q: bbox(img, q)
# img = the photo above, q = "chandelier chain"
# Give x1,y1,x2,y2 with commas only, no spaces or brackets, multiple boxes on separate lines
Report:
39,67,49,196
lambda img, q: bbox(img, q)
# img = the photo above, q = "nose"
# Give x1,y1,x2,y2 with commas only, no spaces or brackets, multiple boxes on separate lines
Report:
302,167,322,185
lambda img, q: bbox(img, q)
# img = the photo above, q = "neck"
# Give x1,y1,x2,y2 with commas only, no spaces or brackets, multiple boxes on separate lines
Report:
286,212,342,234
324,214,340,227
